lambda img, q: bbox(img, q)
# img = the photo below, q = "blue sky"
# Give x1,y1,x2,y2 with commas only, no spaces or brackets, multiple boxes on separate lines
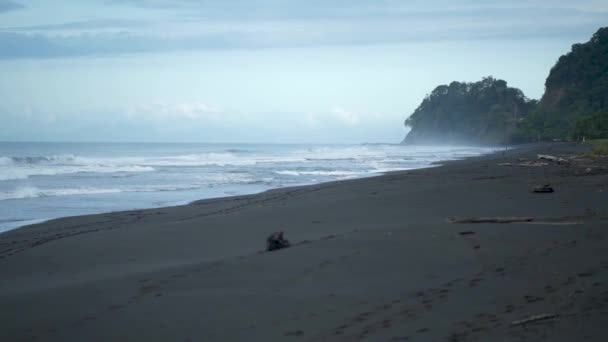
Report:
0,0,607,143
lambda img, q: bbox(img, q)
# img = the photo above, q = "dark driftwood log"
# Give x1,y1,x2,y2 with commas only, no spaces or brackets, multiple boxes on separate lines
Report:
448,217,534,224
511,313,558,326
533,184,554,193
537,154,569,164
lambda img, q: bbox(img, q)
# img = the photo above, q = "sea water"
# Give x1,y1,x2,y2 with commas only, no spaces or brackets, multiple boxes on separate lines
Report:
0,142,496,233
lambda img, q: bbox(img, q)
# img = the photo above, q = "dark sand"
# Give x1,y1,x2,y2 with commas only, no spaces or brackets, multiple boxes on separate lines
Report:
1,143,607,341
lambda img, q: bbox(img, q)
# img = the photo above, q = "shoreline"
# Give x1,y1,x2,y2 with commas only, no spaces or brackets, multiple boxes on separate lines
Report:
1,142,607,341
1,146,496,235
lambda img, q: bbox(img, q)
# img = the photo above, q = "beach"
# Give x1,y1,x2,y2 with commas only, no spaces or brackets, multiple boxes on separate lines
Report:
1,142,607,341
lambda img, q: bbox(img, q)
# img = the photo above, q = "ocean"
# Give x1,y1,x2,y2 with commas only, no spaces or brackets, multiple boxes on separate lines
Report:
0,142,496,233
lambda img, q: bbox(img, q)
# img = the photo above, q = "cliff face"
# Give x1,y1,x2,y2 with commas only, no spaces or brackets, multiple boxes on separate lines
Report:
522,27,608,140
403,77,534,145
542,27,608,113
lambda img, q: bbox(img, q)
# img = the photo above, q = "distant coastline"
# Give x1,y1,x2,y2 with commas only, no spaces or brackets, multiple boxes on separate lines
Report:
402,27,608,145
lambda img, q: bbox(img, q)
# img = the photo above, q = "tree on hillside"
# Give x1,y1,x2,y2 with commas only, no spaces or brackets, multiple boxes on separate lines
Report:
524,27,608,140
404,77,535,145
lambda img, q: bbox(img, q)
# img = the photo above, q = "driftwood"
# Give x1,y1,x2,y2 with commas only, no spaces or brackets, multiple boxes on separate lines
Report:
538,154,569,164
449,216,584,225
537,154,559,161
449,217,534,224
498,161,548,167
533,184,554,193
519,162,548,167
511,313,558,326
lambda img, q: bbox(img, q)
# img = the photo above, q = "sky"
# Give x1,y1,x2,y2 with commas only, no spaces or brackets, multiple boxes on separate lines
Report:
0,1,607,143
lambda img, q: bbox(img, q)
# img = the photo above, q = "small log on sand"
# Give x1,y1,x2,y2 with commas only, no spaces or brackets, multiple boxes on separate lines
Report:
532,184,554,193
511,313,558,326
448,216,584,225
538,154,569,164
448,217,534,224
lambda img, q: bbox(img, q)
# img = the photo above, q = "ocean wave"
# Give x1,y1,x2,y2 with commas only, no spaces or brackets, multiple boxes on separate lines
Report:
294,146,381,160
0,156,14,166
0,165,156,181
275,170,363,177
0,152,302,172
5,154,78,165
290,144,485,162
141,153,276,166
0,184,205,201
0,145,498,183
0,173,266,200
0,186,124,201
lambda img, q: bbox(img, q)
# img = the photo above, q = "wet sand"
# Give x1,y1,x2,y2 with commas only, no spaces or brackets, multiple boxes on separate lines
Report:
1,143,607,341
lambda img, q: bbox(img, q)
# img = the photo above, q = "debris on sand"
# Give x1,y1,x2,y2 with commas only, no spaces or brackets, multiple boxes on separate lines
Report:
532,184,554,193
537,154,569,164
537,154,559,162
519,161,548,167
511,313,558,327
448,216,584,225
498,161,548,167
266,231,291,252
449,217,534,224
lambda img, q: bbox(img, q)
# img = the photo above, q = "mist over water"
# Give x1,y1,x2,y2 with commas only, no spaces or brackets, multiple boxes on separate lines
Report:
0,142,496,233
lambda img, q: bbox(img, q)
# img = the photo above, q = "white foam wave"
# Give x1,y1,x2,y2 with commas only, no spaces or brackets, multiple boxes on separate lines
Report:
291,144,496,163
0,156,13,166
76,153,303,167
0,173,263,200
0,145,498,184
0,165,155,181
0,184,204,201
275,170,363,177
0,152,303,181
135,153,257,166
0,186,124,201
7,154,79,165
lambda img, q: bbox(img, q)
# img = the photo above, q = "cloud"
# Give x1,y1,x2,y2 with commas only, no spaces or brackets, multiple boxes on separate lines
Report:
0,1,606,58
0,32,166,58
303,112,321,127
106,0,608,21
104,0,184,9
0,0,24,13
0,18,602,60
3,19,148,32
126,101,222,121
331,107,360,126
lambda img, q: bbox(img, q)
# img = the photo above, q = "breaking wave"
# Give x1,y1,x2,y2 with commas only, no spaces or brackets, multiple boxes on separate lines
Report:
0,184,205,201
0,143,498,233
0,186,124,201
0,164,155,181
0,151,299,180
0,170,263,201
275,170,363,177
